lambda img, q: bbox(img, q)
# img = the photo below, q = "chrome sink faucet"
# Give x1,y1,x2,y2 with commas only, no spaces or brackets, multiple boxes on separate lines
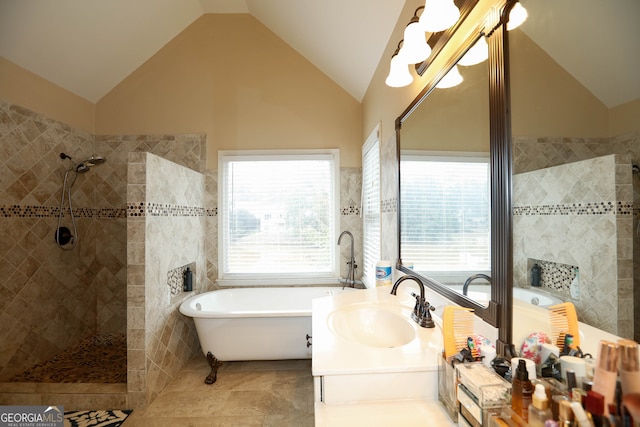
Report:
337,230,362,288
462,273,492,296
390,275,435,328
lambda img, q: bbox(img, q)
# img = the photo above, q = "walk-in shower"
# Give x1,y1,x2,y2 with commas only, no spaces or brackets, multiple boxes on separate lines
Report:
55,152,106,250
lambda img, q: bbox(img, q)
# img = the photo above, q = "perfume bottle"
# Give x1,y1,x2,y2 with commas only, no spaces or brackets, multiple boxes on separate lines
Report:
618,339,640,396
591,340,619,416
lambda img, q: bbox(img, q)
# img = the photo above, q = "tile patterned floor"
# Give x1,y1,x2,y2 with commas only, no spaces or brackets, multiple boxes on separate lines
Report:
124,357,315,427
10,334,126,383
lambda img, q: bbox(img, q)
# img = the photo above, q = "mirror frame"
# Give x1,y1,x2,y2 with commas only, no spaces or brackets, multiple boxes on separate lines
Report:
395,1,516,355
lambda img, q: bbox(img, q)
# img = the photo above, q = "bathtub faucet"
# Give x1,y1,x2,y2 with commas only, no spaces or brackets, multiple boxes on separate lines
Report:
337,230,363,288
390,275,435,328
462,273,492,296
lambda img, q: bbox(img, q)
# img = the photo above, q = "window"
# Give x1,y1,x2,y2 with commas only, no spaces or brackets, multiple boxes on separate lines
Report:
218,150,339,285
400,152,490,282
362,126,381,288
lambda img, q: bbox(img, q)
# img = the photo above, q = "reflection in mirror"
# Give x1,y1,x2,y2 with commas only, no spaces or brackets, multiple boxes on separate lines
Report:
399,37,491,308
510,0,640,341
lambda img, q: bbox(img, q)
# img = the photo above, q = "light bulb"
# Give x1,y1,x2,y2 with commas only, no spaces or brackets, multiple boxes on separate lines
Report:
398,21,432,64
385,55,413,87
436,65,463,89
507,2,528,31
458,36,488,67
419,0,460,33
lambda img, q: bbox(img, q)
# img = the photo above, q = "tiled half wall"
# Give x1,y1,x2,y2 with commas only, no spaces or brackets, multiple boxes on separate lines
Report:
126,152,208,407
513,153,634,337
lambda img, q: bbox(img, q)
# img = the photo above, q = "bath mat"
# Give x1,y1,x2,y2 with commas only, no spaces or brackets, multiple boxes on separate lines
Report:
64,409,132,427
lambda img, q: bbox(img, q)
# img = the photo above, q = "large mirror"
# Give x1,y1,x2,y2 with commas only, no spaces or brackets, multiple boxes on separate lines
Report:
396,3,512,340
400,43,491,303
510,0,640,342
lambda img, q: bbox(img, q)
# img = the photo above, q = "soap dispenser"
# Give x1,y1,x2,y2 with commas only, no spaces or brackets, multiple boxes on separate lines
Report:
183,267,193,292
531,263,541,287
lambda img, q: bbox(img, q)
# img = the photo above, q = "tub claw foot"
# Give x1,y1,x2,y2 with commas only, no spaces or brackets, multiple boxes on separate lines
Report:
205,352,222,385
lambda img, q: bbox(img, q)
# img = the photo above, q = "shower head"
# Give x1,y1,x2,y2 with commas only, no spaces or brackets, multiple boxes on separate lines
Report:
633,164,640,175
74,155,106,172
75,163,91,173
86,156,106,165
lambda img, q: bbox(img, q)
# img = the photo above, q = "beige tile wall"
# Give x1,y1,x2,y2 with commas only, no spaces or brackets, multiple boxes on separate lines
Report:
513,154,633,336
0,99,208,382
126,152,208,408
513,132,640,340
0,100,98,380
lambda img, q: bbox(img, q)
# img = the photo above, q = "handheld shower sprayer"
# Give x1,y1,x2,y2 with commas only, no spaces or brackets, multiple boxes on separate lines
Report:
55,152,106,249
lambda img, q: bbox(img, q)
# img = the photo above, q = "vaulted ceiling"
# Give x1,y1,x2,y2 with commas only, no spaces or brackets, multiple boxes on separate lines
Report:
0,0,405,103
1,0,638,108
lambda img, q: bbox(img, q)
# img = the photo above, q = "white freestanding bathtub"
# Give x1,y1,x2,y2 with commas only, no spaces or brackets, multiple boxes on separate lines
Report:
179,286,358,362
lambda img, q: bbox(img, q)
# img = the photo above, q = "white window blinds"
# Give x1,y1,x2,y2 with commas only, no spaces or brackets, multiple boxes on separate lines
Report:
219,150,339,283
362,126,381,288
400,154,490,277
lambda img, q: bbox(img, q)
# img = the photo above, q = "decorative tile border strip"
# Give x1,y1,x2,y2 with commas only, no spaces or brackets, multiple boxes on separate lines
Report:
126,202,212,217
146,203,205,217
381,197,397,214
513,201,634,216
341,205,360,216
0,205,126,218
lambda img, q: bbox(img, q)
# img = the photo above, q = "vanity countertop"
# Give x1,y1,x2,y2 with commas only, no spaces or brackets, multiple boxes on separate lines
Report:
311,285,443,376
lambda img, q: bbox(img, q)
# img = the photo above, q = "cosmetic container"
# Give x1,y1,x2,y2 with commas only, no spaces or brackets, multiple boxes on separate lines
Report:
585,390,604,427
591,341,619,416
512,359,534,422
529,383,553,427
618,339,640,396
558,399,575,426
570,401,591,427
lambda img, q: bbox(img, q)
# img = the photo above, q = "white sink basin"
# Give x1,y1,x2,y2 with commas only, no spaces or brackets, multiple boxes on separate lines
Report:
327,304,416,348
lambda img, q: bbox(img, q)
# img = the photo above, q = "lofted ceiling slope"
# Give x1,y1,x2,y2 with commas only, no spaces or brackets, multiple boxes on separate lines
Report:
0,0,405,103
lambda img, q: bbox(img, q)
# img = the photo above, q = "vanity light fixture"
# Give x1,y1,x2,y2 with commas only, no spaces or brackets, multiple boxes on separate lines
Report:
385,42,414,87
385,1,463,88
457,36,488,66
435,64,463,89
398,11,432,64
419,0,461,33
507,2,528,31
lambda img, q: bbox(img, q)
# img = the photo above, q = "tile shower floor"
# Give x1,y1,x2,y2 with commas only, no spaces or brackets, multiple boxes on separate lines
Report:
125,357,315,427
7,336,314,425
10,333,126,383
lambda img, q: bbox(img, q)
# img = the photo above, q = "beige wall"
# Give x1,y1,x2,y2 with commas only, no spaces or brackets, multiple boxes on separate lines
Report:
0,56,95,133
510,30,609,138
95,14,362,168
401,61,489,152
2,14,362,169
610,98,640,137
